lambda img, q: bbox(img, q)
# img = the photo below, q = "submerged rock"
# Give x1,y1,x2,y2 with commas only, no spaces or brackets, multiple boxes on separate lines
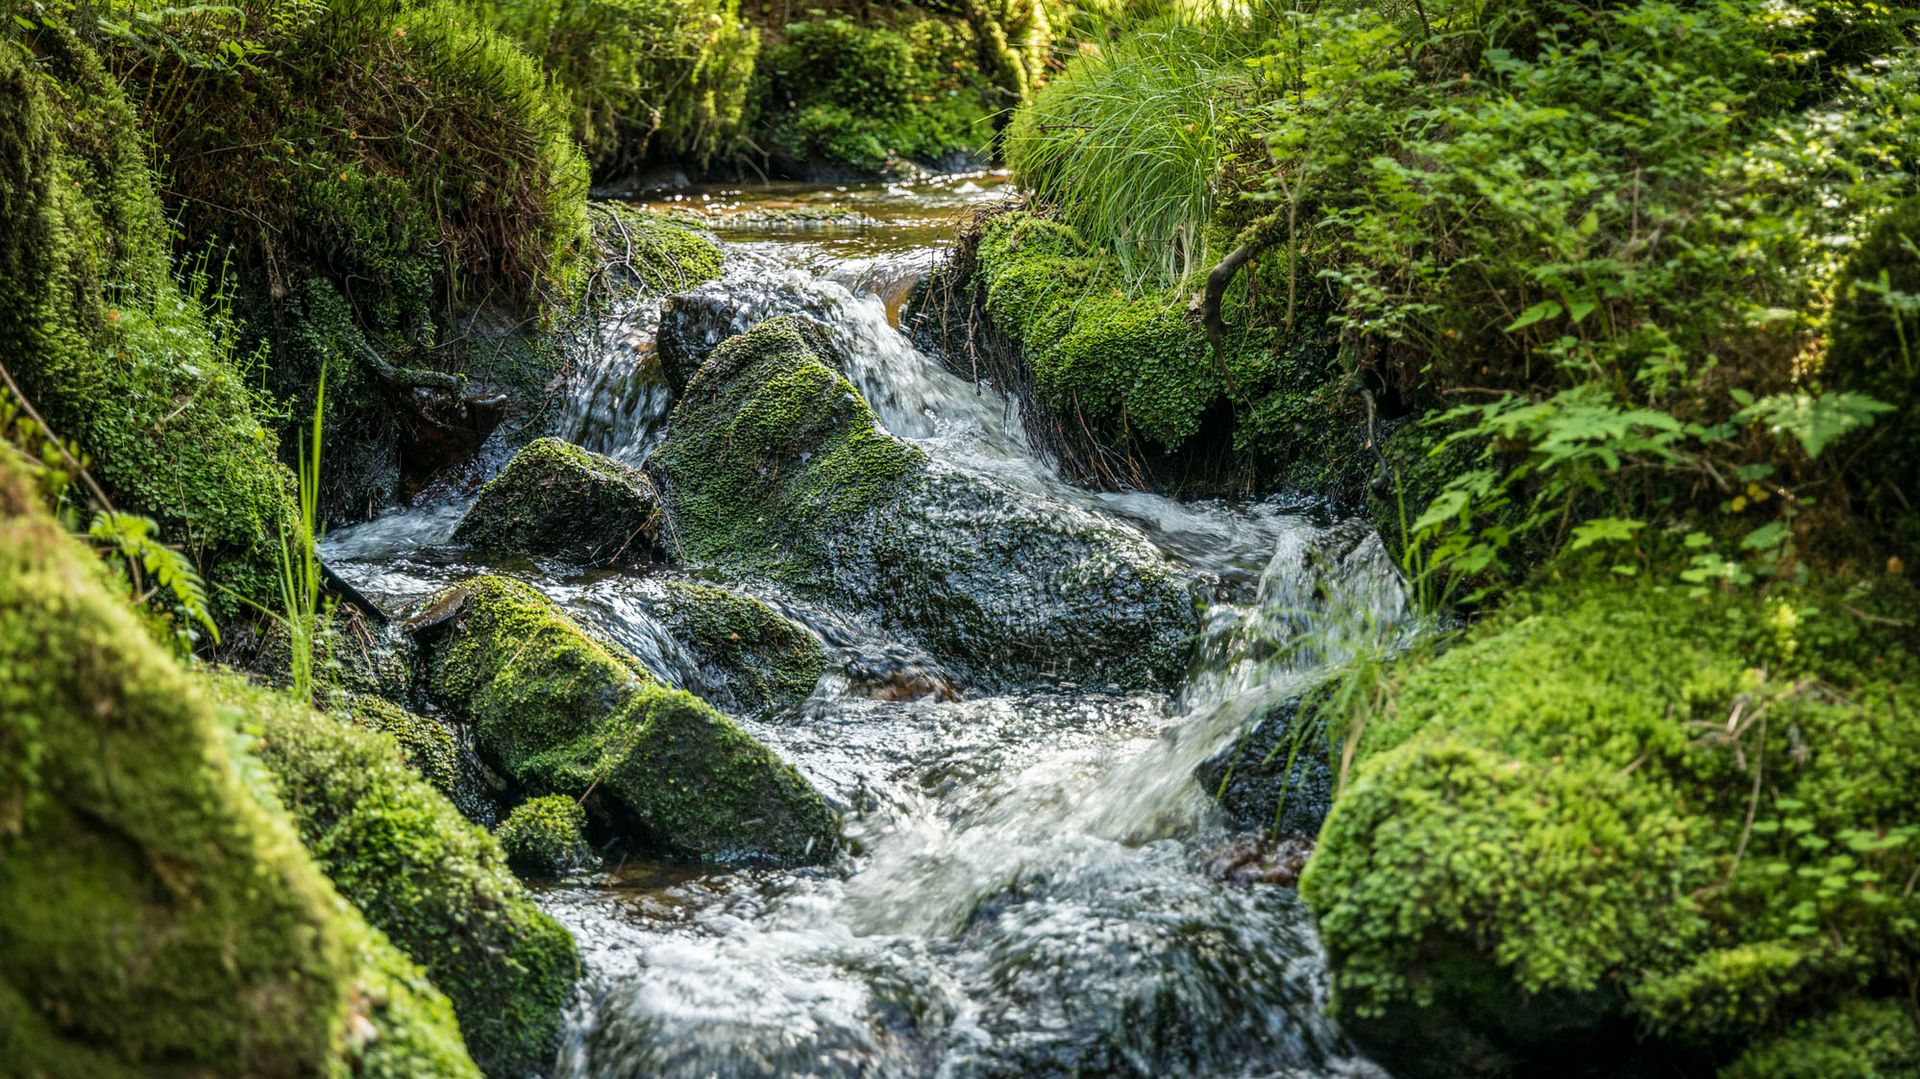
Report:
640,579,829,718
454,437,665,566
0,459,478,1077
1193,698,1334,840
496,794,597,877
234,679,581,1079
651,316,1201,690
420,576,839,866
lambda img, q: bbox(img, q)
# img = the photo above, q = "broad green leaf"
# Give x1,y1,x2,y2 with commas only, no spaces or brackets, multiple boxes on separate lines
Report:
1505,300,1562,333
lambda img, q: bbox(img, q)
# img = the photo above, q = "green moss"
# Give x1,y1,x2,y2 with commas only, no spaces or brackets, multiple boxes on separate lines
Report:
0,30,294,610
424,575,840,866
1301,575,1920,1073
455,436,666,566
496,794,595,877
592,203,726,294
1723,998,1920,1079
339,694,494,820
648,580,828,717
227,676,580,1078
652,317,924,581
0,457,475,1076
970,210,1358,491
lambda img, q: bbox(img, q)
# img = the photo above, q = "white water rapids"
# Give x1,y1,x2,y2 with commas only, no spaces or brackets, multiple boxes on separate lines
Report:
323,173,1412,1078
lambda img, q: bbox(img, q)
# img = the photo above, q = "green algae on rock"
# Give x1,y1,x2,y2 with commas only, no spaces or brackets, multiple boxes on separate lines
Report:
643,579,829,718
455,437,666,566
1300,576,1920,1078
651,316,1201,690
421,575,839,866
231,678,580,1078
0,458,477,1078
496,794,597,877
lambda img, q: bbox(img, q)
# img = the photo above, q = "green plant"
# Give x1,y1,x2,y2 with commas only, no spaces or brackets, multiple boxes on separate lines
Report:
1005,5,1273,284
273,367,326,700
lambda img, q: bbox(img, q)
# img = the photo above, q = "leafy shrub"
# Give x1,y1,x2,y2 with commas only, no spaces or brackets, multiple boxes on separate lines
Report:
475,0,760,171
1233,0,1920,589
758,15,993,172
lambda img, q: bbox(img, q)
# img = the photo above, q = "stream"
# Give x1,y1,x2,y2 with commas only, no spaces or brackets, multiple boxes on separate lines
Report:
323,173,1409,1078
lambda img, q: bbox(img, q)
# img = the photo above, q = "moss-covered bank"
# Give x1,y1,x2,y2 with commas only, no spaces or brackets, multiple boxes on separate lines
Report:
0,456,477,1076
1300,574,1920,1077
911,209,1366,499
422,575,840,866
0,28,294,610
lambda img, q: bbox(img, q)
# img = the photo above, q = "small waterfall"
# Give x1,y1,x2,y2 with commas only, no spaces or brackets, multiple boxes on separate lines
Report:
320,176,1408,1079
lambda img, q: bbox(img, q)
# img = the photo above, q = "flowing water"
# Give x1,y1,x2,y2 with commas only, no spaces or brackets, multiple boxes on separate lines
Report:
324,172,1411,1078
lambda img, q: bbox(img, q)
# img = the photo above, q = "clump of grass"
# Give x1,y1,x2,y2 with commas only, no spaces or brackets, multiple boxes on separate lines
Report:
1004,7,1273,284
274,367,326,700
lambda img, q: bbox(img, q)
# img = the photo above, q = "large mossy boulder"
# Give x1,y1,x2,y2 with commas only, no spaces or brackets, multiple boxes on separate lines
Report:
650,316,1201,690
0,461,477,1076
231,680,580,1078
420,575,838,866
0,29,293,610
642,579,828,718
341,694,496,822
454,437,665,566
1300,576,1920,1077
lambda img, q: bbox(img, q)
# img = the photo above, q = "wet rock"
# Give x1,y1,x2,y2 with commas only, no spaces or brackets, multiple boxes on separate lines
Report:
453,437,665,567
651,317,1202,691
495,794,597,877
656,287,843,394
419,576,839,867
1193,698,1335,840
1201,834,1316,888
845,643,960,702
234,679,580,1078
639,580,829,718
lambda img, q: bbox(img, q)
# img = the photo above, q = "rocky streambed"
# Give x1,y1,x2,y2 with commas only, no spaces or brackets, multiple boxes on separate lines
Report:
324,173,1414,1078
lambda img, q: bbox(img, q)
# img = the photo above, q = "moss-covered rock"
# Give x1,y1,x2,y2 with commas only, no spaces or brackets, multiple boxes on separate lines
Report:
1722,998,1920,1079
496,794,596,877
0,458,476,1077
455,437,666,566
230,678,580,1078
1300,575,1920,1077
652,316,1201,690
643,579,828,718
421,575,839,866
0,29,294,610
341,694,496,822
